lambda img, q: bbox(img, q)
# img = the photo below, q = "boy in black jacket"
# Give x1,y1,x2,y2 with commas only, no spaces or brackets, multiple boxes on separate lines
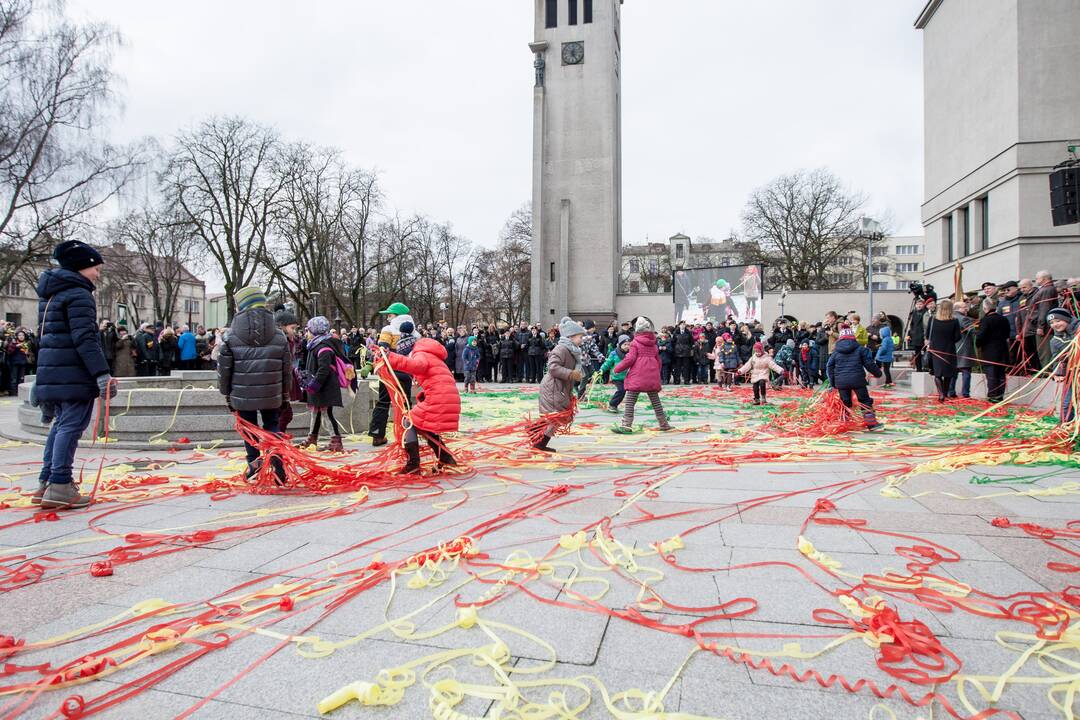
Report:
826,324,884,431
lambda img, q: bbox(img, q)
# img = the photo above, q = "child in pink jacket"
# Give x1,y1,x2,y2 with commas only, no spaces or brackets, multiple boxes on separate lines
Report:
611,316,673,434
737,341,785,405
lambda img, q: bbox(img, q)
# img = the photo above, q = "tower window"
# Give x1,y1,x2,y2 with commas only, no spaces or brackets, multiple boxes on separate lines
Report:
584,0,593,23
568,0,578,25
550,262,556,282
545,0,558,28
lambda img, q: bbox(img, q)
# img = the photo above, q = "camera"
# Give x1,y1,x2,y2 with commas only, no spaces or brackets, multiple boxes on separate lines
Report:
909,281,935,299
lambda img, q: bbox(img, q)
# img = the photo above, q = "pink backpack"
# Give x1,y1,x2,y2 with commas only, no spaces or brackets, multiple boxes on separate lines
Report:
317,347,356,388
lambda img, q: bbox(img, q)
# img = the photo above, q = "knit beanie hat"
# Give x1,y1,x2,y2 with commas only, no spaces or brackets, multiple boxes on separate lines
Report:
559,316,586,337
53,240,104,272
753,342,764,353
274,307,299,327
722,332,732,340
1047,307,1074,324
399,321,414,335
617,334,630,345
634,316,654,333
786,338,795,347
235,286,267,312
307,316,330,335
838,323,856,340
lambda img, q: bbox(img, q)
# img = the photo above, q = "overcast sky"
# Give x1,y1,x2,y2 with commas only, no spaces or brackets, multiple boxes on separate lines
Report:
70,0,926,290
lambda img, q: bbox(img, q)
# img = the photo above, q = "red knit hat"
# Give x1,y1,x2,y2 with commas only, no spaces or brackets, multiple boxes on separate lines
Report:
753,341,764,353
838,323,856,340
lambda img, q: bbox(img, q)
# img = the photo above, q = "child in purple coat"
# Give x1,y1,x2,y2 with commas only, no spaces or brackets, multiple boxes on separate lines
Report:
611,316,674,434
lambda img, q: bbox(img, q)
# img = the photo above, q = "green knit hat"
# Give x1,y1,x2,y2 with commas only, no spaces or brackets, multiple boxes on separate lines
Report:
379,301,410,315
235,286,267,312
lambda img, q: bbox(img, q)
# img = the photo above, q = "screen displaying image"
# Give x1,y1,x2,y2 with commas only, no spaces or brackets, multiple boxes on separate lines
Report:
672,264,764,324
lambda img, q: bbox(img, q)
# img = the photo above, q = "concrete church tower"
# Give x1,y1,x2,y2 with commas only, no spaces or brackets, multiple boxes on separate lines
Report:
530,0,623,325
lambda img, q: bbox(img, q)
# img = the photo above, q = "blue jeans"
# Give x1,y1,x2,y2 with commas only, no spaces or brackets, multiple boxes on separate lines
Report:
39,400,96,485
948,369,972,398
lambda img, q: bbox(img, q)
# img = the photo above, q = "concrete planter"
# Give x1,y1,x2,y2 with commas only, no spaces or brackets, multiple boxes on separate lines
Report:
15,373,377,449
906,371,1061,411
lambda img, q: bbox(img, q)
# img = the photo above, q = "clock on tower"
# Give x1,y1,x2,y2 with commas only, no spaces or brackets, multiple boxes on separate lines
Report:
530,0,623,325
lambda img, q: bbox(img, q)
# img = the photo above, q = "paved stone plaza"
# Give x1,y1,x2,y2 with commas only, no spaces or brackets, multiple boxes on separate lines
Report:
1,385,1077,719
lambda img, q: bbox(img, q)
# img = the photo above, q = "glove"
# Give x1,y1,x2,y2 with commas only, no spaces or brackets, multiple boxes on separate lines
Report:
97,374,117,400
569,369,583,382
359,363,372,379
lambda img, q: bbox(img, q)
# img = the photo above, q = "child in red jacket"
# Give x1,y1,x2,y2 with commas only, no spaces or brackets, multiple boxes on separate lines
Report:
383,337,462,474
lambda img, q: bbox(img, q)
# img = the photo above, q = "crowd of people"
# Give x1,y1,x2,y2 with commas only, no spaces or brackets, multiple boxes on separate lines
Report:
19,235,1080,509
903,273,1080,402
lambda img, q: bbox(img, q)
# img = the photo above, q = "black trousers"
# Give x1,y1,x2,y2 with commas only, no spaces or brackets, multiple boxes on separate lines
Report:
500,357,513,383
526,355,543,383
369,372,412,438
1023,335,1041,374
237,408,280,465
836,385,873,411
985,363,1006,401
752,379,768,402
675,356,692,383
910,344,925,372
880,361,892,385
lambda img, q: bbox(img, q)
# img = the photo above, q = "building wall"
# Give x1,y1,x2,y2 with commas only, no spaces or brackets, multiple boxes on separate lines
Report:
617,290,917,333
922,0,1018,203
0,266,206,330
206,294,228,331
0,279,36,328
918,0,1080,291
531,0,622,325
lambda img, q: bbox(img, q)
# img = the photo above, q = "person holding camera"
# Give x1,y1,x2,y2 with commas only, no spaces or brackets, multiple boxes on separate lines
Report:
906,297,928,371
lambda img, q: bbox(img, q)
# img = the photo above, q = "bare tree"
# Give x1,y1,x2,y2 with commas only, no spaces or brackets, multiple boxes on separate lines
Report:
261,143,384,325
107,205,202,325
473,203,532,325
640,254,672,293
739,169,870,290
164,116,282,320
0,0,142,287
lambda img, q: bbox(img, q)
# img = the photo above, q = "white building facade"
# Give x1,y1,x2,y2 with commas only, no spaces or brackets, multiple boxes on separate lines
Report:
916,0,1080,289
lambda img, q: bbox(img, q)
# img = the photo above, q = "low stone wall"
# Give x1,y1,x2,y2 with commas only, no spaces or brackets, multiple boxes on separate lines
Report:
907,371,1062,411
16,371,377,449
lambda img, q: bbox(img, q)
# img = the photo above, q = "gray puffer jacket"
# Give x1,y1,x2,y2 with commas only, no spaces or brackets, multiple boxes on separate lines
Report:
218,307,291,411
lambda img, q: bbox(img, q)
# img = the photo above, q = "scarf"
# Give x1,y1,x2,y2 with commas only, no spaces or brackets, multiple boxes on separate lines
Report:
309,333,333,352
558,336,582,371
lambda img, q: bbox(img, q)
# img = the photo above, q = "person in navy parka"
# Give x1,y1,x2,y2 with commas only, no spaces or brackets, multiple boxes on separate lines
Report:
33,241,117,510
826,324,884,432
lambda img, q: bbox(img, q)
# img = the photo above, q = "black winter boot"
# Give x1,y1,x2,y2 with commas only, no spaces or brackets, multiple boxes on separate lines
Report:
399,441,422,475
431,436,457,467
533,435,556,454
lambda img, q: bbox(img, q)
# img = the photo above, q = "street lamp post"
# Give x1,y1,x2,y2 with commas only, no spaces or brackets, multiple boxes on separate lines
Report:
858,218,884,321
309,292,321,318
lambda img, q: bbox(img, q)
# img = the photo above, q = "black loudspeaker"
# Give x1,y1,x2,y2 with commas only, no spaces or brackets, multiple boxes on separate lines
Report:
1050,167,1077,190
1053,205,1079,226
1051,186,1078,207
1049,167,1079,226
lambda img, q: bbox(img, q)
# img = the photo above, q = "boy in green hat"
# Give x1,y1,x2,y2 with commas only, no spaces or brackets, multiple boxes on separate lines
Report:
368,301,413,446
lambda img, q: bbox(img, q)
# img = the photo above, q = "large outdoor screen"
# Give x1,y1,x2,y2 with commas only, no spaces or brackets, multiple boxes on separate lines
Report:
672,264,765,324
